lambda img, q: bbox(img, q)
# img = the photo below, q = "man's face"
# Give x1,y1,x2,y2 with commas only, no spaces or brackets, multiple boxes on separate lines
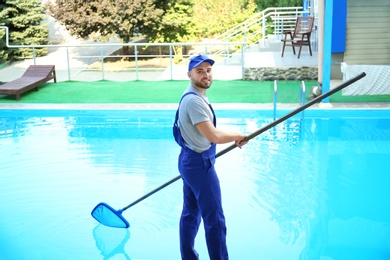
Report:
188,62,213,90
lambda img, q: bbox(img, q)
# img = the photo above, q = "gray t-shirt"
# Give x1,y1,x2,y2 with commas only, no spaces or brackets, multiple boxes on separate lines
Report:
178,85,214,153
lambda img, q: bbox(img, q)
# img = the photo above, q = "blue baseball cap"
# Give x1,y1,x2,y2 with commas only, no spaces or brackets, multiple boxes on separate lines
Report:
188,55,215,72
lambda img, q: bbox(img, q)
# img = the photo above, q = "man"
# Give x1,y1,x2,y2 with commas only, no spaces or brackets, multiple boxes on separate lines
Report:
173,55,248,260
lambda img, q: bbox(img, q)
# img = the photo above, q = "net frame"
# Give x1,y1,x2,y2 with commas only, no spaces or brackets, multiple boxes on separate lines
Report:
91,202,130,228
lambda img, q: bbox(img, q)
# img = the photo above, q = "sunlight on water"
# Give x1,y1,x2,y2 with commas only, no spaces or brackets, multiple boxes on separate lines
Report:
0,110,389,260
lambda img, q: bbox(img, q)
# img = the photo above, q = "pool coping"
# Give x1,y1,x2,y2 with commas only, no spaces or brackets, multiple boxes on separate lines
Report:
0,102,389,110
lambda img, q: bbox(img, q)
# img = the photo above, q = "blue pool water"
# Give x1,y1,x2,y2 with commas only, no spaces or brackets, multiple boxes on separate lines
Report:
0,109,389,260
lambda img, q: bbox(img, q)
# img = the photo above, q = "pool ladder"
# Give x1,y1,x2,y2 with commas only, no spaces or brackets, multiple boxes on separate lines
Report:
273,80,306,121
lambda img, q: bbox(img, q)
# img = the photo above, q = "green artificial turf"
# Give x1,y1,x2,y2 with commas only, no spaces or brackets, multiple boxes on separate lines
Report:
0,80,388,104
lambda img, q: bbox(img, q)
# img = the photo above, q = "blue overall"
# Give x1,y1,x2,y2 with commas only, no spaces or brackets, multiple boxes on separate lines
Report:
173,92,228,260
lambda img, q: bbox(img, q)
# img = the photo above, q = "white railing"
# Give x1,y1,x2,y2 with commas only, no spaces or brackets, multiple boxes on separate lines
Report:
186,7,311,59
209,7,309,46
1,26,247,81
0,7,314,81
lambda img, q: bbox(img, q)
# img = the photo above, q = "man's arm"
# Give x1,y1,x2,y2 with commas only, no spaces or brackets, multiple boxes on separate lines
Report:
196,121,248,148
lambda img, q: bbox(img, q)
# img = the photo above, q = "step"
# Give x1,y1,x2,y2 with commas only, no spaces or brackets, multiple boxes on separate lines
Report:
247,41,282,53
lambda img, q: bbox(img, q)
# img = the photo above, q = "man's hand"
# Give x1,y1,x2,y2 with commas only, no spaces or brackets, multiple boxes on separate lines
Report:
235,136,248,148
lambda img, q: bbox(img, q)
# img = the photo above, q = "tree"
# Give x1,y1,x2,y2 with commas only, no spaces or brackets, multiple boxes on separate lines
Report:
47,0,169,54
191,0,257,40
0,29,7,64
254,0,302,11
153,1,196,43
0,0,48,61
48,0,258,44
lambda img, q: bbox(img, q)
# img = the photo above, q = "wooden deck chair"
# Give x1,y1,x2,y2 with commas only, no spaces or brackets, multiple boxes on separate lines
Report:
0,65,57,100
281,16,315,59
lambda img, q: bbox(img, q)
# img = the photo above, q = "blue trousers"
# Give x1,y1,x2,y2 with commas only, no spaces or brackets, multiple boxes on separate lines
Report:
178,144,228,260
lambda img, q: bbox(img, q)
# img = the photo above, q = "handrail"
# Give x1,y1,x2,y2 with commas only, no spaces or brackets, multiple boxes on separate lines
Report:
0,26,245,49
1,25,247,81
300,81,306,119
1,7,309,50
190,6,309,55
273,80,277,121
0,7,314,81
216,7,304,41
300,81,306,105
273,80,307,121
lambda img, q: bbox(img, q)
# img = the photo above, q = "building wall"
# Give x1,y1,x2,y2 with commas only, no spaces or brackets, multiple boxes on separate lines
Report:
343,0,390,64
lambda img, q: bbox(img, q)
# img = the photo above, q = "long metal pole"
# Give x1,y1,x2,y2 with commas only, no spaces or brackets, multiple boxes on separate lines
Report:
121,72,366,211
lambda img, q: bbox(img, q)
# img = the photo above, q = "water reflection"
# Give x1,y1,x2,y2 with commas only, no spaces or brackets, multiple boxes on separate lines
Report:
1,110,389,259
243,119,316,244
93,224,131,260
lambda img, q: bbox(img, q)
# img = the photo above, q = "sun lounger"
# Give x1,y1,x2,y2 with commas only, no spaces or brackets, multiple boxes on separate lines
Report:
0,65,57,100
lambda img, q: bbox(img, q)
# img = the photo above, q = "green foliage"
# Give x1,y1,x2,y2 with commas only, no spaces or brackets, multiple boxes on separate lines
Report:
0,0,48,61
153,1,196,43
0,0,304,62
48,0,258,44
191,0,257,40
0,0,304,64
0,29,7,64
47,0,166,44
254,0,302,11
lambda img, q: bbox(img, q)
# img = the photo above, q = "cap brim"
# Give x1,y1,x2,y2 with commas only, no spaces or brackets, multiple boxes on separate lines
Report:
189,59,215,71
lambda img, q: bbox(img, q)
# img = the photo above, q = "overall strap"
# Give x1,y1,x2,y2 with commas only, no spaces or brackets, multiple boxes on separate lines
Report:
174,92,196,125
174,92,216,127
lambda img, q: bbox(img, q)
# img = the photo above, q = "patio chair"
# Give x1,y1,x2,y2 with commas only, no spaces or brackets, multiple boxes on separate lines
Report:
0,65,57,100
281,16,315,59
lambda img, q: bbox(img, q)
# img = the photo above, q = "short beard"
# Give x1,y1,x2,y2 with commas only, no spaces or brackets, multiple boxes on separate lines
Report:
193,79,211,90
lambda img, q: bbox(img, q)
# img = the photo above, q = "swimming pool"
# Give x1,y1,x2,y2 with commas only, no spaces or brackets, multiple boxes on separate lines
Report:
1,109,389,259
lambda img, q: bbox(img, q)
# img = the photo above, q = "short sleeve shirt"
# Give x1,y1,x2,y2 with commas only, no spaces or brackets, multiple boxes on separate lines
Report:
178,85,214,153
